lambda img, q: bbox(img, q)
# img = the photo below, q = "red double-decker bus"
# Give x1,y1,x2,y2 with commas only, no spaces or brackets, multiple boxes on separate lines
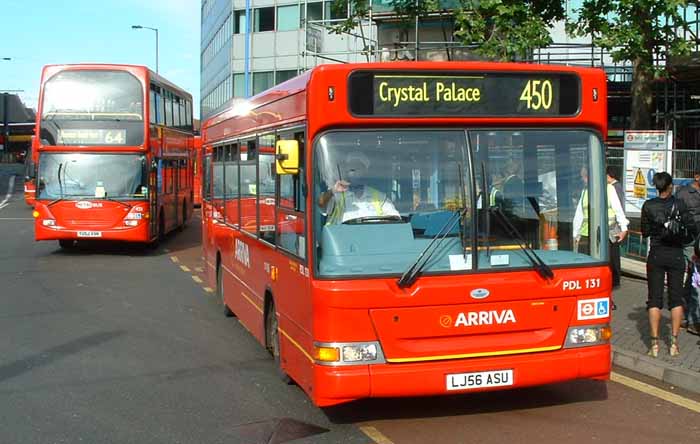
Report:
193,134,202,207
202,62,612,406
32,64,195,248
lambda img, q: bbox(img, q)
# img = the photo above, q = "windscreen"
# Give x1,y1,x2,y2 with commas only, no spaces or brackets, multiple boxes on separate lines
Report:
40,70,144,146
313,129,605,278
37,153,147,200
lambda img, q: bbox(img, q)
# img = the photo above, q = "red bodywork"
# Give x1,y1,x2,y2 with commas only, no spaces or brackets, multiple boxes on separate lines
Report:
193,135,202,207
32,64,194,244
24,180,36,206
201,62,611,406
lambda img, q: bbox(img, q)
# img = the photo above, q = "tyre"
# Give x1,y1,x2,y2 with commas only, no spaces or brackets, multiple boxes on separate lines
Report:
266,299,292,384
58,239,75,249
218,263,234,317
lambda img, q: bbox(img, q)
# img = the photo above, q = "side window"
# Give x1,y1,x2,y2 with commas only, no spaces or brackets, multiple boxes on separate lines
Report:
173,96,181,128
155,88,164,125
278,129,306,212
165,91,173,127
276,128,306,259
149,86,157,124
212,147,225,222
258,133,276,243
203,154,212,201
240,139,257,235
224,144,239,227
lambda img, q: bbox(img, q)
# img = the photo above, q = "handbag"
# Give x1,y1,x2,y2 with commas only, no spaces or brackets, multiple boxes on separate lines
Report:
609,222,622,243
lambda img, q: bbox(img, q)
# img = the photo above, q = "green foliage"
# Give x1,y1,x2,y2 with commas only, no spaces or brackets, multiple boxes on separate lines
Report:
453,0,565,61
567,0,692,76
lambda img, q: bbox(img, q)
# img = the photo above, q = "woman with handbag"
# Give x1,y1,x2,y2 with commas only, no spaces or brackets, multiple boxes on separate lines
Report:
641,172,696,357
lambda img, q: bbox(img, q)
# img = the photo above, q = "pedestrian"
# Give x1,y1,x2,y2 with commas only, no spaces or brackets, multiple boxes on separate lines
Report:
641,171,696,357
607,166,627,289
574,167,628,260
674,169,700,335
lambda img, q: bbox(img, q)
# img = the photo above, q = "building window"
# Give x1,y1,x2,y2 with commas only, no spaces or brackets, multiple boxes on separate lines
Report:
253,71,274,95
277,5,300,31
325,1,348,20
254,7,275,32
233,73,245,98
276,70,297,84
305,1,323,22
234,10,246,34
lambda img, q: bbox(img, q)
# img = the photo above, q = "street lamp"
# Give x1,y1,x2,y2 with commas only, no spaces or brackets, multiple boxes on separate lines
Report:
131,25,159,74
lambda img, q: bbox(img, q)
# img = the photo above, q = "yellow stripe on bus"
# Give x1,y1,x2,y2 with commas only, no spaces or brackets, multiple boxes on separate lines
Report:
386,345,562,363
279,328,314,363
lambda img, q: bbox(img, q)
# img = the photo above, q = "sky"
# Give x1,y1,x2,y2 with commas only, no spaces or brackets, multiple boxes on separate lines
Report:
0,0,201,118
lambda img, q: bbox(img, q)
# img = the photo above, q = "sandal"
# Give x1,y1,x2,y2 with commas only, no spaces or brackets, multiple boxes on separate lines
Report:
648,337,659,358
670,335,680,357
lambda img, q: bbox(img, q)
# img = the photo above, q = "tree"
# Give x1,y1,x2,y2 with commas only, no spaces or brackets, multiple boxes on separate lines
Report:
567,0,693,129
452,0,565,61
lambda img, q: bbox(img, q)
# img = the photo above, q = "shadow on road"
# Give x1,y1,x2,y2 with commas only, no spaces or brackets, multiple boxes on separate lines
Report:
322,379,608,424
0,330,125,383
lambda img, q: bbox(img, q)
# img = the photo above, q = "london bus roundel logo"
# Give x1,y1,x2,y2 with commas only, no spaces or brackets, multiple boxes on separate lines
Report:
75,201,93,209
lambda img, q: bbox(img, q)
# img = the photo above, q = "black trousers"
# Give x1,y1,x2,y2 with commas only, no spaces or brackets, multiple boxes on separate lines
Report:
609,240,621,288
647,246,686,310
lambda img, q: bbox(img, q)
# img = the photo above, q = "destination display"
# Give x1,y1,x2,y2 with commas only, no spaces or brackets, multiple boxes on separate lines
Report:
348,71,580,117
57,129,127,145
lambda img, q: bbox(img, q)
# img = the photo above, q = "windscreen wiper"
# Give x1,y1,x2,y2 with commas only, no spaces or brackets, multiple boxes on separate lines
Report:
397,206,468,288
98,195,133,209
490,206,554,280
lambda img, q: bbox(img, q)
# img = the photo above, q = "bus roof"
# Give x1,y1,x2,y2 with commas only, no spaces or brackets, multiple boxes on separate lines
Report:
40,64,192,100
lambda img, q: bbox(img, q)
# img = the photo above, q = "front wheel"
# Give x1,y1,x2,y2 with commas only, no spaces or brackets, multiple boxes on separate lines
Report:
218,264,234,318
266,300,292,384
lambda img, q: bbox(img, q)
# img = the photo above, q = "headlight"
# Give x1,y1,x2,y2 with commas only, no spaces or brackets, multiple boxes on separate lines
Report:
314,341,386,366
42,219,55,226
564,325,611,348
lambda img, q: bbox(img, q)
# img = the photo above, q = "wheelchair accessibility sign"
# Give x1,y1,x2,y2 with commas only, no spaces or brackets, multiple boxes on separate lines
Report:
577,298,610,320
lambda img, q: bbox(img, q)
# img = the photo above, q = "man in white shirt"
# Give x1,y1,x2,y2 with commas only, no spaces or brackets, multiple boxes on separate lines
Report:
573,166,629,255
318,151,399,225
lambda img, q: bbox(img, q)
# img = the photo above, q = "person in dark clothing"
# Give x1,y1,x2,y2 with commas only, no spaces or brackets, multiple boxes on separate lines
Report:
641,172,696,357
607,166,626,288
675,170,700,335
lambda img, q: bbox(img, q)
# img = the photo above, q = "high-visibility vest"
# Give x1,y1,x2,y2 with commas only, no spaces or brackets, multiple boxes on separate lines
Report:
489,187,501,206
580,184,617,237
326,187,384,225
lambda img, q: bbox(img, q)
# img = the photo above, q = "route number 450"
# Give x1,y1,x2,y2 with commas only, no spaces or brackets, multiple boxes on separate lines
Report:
519,80,553,110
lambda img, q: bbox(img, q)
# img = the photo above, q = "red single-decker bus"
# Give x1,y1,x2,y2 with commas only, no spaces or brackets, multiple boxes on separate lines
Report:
202,62,612,406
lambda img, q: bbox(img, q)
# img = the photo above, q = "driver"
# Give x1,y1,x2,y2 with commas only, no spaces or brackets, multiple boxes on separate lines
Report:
318,151,399,225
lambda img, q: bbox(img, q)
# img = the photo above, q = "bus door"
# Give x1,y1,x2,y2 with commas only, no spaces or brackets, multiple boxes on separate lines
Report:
149,158,159,238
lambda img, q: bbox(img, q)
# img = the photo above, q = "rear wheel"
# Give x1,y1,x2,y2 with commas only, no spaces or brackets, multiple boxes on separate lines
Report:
218,263,234,317
58,239,75,249
266,299,292,384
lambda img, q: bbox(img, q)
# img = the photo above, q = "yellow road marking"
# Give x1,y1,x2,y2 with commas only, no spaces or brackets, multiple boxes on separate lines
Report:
170,256,179,263
180,265,191,272
203,287,214,293
611,372,700,413
195,267,204,272
192,275,203,284
359,426,395,444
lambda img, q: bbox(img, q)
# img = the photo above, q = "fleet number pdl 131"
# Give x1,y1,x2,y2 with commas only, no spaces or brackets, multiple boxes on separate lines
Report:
563,279,601,291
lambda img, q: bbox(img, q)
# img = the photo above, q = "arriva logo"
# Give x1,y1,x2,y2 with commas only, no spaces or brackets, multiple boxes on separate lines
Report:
440,309,516,328
235,239,250,268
